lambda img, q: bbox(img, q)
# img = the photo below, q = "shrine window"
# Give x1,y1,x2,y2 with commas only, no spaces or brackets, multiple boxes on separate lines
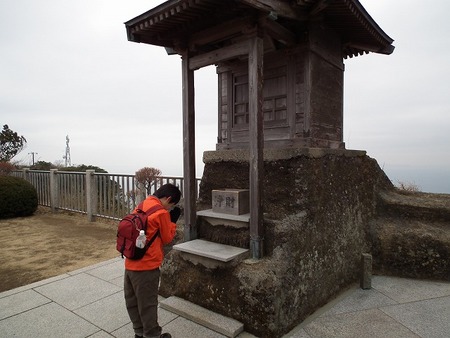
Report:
232,66,287,128
233,74,249,127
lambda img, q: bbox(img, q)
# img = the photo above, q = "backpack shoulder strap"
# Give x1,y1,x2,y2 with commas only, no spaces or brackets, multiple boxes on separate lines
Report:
143,204,164,216
135,201,163,215
144,229,161,252
140,203,164,252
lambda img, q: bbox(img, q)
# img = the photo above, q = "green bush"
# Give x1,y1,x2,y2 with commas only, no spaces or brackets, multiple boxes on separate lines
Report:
0,176,38,219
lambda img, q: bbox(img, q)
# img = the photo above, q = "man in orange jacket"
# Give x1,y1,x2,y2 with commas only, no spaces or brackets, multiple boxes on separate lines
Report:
124,183,181,338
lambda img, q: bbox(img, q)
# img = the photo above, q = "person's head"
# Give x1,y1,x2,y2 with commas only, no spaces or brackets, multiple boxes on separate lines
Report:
153,183,182,210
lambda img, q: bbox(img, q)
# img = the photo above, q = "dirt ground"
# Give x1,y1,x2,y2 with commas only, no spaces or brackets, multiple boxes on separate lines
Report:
0,206,120,293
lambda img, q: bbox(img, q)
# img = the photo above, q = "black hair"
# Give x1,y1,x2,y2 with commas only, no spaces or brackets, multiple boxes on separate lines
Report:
153,183,182,204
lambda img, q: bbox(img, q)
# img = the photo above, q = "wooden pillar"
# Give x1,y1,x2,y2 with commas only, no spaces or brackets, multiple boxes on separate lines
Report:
304,50,312,138
248,35,264,259
182,52,197,241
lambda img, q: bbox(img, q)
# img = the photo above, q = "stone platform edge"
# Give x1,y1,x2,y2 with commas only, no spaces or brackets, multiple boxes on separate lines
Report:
160,296,244,338
203,147,367,163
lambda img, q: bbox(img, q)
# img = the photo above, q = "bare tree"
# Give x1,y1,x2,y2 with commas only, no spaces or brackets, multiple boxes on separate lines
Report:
135,167,162,195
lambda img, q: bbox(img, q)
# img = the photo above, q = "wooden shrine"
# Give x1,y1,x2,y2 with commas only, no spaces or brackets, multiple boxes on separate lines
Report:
125,2,395,336
125,0,394,259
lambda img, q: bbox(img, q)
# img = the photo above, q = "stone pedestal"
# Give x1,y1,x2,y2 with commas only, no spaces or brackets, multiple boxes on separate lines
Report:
161,148,394,338
212,189,249,215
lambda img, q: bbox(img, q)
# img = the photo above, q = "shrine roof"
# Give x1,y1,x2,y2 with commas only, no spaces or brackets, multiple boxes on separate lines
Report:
125,0,394,59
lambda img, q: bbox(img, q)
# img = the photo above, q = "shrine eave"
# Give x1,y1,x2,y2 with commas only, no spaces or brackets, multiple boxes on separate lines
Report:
124,0,394,59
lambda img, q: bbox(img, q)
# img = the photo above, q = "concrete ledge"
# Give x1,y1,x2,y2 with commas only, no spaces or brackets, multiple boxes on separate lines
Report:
203,147,366,163
160,296,244,337
198,209,250,226
198,209,250,222
173,239,249,262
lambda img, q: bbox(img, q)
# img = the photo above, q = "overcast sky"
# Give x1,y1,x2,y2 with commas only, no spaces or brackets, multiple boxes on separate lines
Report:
1,0,449,194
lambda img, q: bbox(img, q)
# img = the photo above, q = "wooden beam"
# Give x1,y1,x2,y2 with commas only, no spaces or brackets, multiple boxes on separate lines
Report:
182,52,197,241
259,17,297,46
188,40,249,70
240,0,302,20
248,35,264,259
309,0,330,16
190,16,253,47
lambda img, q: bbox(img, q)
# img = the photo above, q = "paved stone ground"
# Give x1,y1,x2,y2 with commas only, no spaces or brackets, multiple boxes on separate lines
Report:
1,257,449,338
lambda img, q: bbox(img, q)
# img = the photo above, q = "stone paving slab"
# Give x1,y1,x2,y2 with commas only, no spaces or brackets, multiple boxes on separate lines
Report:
283,327,312,338
0,302,100,338
74,291,130,332
34,273,121,310
380,296,450,338
302,308,420,338
0,289,50,320
89,331,115,338
0,273,70,299
283,276,450,338
110,274,124,287
319,287,398,316
372,275,450,303
68,257,122,276
109,307,223,338
84,259,124,281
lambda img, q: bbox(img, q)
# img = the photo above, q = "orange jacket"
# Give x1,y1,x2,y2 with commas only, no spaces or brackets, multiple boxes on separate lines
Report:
125,196,176,271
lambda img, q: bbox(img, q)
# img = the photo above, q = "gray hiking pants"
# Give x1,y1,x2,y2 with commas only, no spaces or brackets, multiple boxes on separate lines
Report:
124,268,161,338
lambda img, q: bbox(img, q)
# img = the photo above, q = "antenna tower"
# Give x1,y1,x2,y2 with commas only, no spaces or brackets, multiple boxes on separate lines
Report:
63,135,71,167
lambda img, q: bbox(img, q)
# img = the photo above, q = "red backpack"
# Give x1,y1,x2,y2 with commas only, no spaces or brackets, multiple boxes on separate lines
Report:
116,202,163,260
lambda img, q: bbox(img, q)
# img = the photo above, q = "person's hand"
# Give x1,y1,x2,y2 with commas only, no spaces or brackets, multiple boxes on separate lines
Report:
170,207,181,223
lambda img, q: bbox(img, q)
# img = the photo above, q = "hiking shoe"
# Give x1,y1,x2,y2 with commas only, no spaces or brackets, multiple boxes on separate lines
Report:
160,334,172,338
134,335,143,338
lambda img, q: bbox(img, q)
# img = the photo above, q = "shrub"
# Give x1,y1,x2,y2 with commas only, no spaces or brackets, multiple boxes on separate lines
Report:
0,176,38,219
396,181,420,192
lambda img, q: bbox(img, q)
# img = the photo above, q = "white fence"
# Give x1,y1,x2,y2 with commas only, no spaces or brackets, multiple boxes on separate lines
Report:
12,169,200,221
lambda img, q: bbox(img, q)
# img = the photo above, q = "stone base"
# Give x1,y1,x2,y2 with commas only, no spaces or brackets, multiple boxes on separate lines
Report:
161,148,394,337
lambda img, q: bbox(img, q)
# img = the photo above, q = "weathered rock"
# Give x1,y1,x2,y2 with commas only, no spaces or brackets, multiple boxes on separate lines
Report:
370,190,450,280
160,148,450,337
162,148,394,337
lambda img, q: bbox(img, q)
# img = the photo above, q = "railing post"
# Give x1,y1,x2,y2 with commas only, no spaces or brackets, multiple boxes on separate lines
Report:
49,169,59,213
134,172,146,204
22,168,30,182
86,170,97,222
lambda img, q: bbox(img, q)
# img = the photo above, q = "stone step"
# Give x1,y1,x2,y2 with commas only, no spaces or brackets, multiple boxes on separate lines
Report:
198,209,250,229
172,239,250,269
173,239,249,262
160,296,244,338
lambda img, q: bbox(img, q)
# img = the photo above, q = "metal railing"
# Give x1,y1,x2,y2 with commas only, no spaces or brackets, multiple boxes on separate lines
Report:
11,169,200,221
